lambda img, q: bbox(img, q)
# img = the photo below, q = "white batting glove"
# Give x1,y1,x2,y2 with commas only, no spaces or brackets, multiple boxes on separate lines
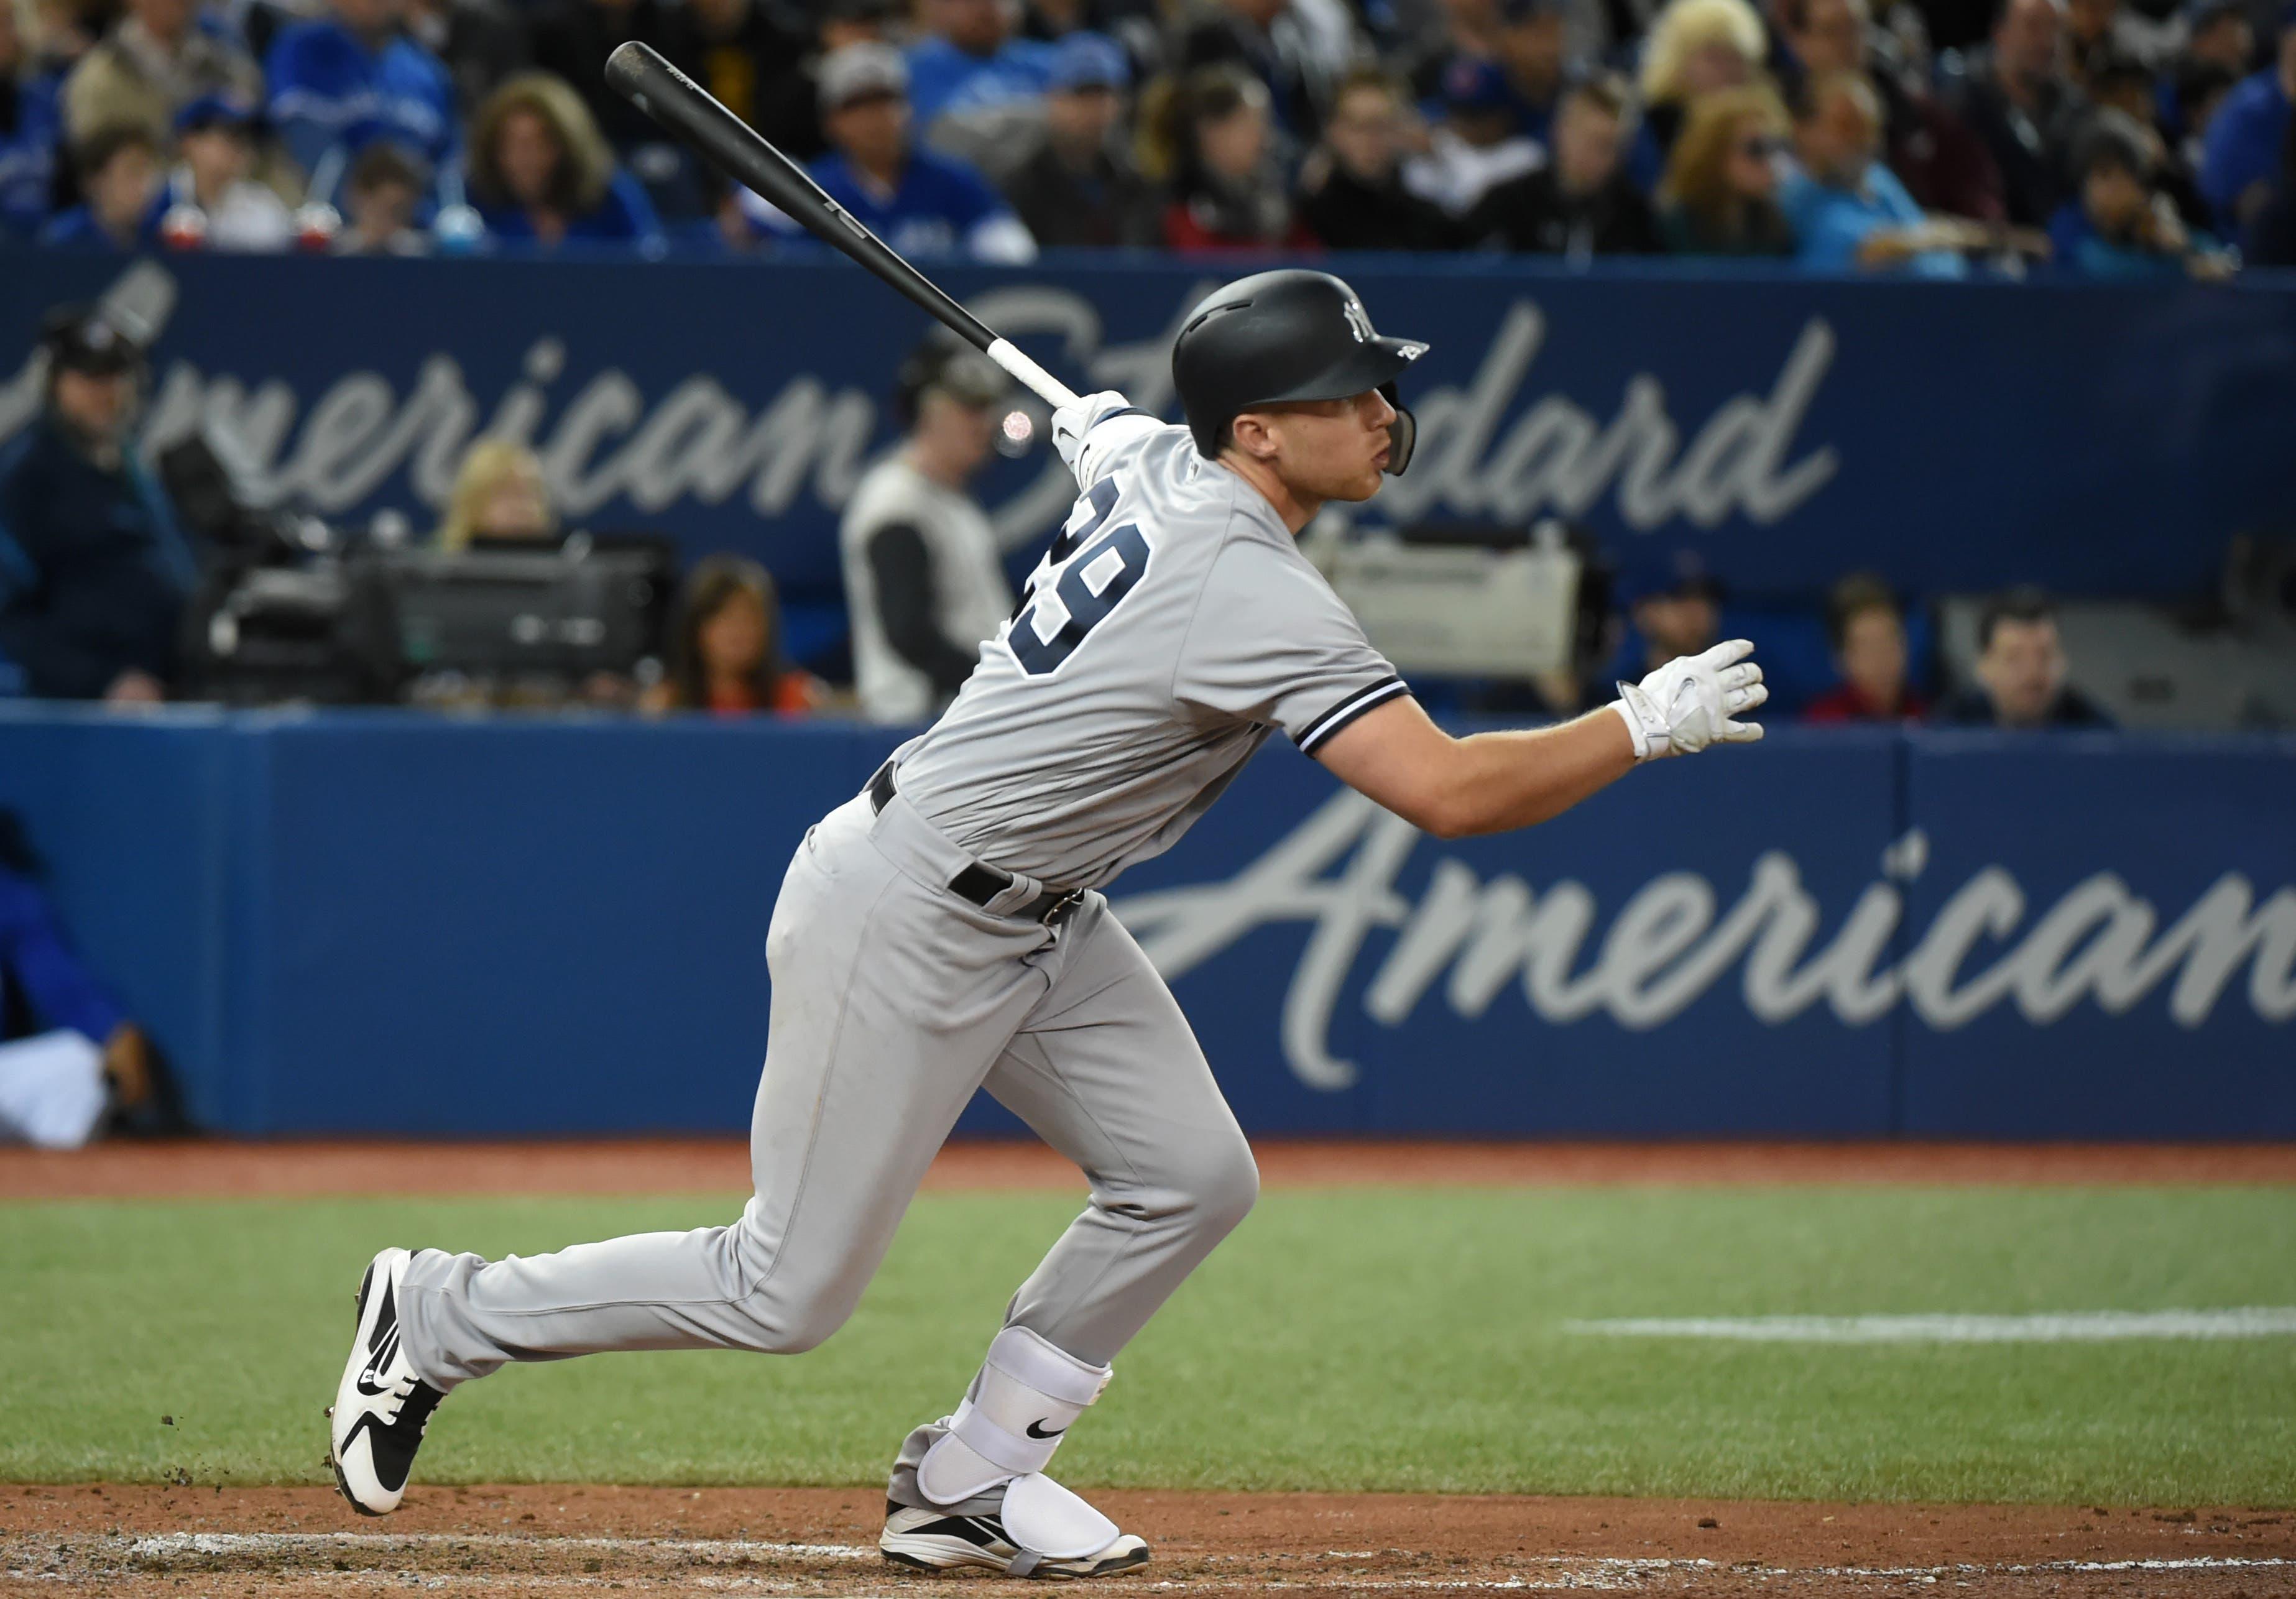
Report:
1611,639,1768,761
1049,390,1140,471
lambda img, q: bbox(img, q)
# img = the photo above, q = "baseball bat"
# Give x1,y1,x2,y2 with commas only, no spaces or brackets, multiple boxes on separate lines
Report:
602,42,1081,410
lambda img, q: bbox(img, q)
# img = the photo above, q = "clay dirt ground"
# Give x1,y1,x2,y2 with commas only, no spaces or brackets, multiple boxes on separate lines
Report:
7,1139,2294,1597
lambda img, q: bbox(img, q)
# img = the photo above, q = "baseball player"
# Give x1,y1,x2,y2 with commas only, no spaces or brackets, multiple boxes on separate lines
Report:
329,269,1766,1575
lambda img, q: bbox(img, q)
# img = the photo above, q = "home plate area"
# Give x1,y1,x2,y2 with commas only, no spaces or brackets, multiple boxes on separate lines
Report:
5,1487,2290,1598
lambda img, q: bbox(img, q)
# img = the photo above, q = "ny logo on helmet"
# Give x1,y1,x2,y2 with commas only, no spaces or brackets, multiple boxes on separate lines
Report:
1342,298,1375,343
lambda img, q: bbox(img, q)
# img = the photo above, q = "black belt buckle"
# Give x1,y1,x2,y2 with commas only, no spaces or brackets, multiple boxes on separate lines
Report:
1039,887,1087,927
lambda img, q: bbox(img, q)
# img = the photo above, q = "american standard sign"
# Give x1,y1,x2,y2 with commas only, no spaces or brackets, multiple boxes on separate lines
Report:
1112,791,2296,1092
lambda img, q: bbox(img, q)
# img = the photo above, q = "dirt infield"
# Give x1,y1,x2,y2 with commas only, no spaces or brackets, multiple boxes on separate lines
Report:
3,1484,2290,1598
7,1138,2295,1199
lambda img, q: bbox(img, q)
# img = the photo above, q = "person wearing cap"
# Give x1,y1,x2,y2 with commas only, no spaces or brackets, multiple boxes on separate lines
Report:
1613,552,1725,684
60,0,262,156
1462,71,1659,255
155,92,294,249
1492,0,1570,143
1400,53,1542,214
995,32,1160,246
740,42,1037,260
35,122,162,249
905,0,1059,131
1296,65,1459,249
264,0,456,183
0,305,196,704
2199,0,2295,244
839,334,1021,725
2049,104,2233,270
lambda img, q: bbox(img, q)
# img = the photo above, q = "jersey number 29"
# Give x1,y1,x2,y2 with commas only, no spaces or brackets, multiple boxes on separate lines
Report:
1008,476,1151,677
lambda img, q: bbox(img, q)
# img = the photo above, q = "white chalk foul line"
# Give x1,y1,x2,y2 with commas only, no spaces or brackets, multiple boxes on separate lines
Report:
121,1531,874,1562
1565,1307,2296,1342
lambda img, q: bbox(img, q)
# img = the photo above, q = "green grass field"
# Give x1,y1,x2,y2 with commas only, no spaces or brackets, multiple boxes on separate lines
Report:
5,1185,2294,1506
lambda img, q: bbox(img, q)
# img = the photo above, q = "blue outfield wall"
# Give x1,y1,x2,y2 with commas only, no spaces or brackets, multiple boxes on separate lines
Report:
1,707,2289,1140
3,253,2295,609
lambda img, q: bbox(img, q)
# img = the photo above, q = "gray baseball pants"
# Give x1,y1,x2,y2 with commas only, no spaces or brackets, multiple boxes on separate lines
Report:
397,783,1258,1468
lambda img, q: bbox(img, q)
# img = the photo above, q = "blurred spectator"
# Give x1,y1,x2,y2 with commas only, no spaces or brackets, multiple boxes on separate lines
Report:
2063,0,2171,78
996,31,1161,246
841,335,1015,724
2048,105,2234,270
331,136,428,249
1491,0,1569,144
1638,0,1769,160
0,0,65,239
264,0,456,181
37,122,160,246
1174,0,1353,143
62,0,262,152
1656,81,1799,252
2182,0,2254,75
1616,553,1723,680
821,0,906,52
1781,70,1988,273
1462,71,1659,255
1804,573,1927,722
740,43,1038,260
403,0,528,119
468,71,662,249
682,0,816,157
906,0,1058,131
2198,0,2294,245
1945,0,2085,228
155,91,293,249
1401,54,1542,214
1162,62,1317,247
640,555,825,717
2248,92,2296,258
2168,58,2239,156
0,305,194,704
0,823,160,1148
435,438,555,551
1784,0,2006,219
1937,587,2116,727
1296,65,1459,247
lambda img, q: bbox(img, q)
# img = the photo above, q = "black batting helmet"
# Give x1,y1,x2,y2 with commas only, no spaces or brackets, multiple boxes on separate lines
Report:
1171,270,1430,475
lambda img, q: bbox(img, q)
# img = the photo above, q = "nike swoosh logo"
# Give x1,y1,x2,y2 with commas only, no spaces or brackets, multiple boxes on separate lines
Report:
1025,1419,1066,1440
356,1324,401,1395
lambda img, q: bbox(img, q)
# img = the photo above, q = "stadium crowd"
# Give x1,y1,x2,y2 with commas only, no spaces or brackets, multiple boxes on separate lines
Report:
2,0,2292,269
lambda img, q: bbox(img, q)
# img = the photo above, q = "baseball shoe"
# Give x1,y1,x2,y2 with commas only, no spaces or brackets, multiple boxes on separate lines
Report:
327,1247,445,1516
880,1498,1150,1579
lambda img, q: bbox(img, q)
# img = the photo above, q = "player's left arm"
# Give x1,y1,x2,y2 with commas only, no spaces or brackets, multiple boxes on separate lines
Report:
1315,642,1768,839
1050,390,1164,490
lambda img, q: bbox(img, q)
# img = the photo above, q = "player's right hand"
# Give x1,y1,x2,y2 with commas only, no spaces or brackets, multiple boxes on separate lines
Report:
1049,390,1138,471
1611,640,1768,761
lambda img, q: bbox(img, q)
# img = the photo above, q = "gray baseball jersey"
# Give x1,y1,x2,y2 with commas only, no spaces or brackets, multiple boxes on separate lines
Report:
890,420,1412,890
390,408,1408,1532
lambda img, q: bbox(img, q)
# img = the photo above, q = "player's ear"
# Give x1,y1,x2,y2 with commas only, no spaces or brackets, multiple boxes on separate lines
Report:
1228,411,1281,464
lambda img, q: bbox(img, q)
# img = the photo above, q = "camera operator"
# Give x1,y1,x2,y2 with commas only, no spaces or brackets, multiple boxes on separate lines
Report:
0,305,196,704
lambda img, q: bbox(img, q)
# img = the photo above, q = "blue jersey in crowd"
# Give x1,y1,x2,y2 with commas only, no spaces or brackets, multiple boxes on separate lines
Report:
744,147,1026,259
0,865,126,1047
477,170,663,249
33,205,157,251
903,36,1059,127
264,19,456,180
2199,68,2292,245
2045,203,2211,278
1780,162,1967,279
0,76,62,242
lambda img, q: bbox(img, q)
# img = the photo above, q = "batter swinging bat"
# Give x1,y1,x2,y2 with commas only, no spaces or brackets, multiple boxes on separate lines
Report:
602,42,1082,410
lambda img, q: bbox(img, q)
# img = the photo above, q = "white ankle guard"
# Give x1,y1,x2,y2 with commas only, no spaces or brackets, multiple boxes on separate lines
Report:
916,1326,1110,1505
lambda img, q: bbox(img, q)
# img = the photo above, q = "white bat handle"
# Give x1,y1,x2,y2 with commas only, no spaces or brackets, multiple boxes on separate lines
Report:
985,338,1081,410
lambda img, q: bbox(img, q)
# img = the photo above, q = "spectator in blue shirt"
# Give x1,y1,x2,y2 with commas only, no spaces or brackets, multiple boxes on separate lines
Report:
0,1,63,239
468,71,663,249
35,123,162,249
264,0,456,182
2049,106,2235,273
1779,70,1990,274
2198,0,2295,245
905,0,1058,132
739,42,1037,260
